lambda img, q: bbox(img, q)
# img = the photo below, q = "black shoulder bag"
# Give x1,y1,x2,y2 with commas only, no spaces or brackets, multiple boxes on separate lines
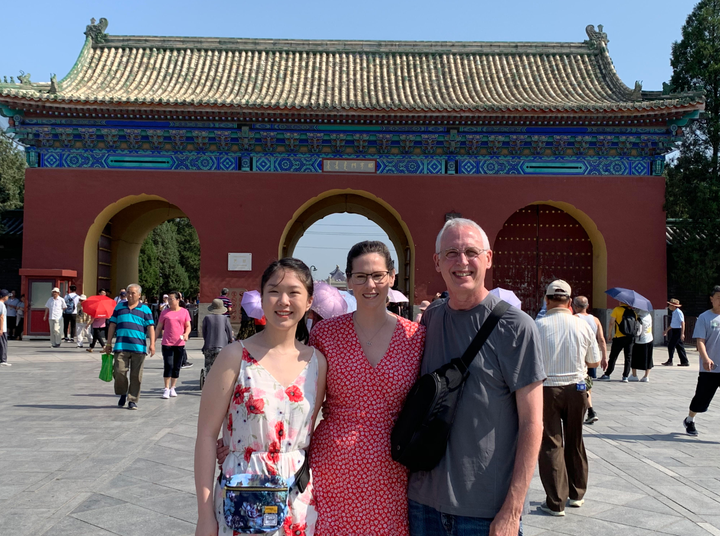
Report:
391,300,510,472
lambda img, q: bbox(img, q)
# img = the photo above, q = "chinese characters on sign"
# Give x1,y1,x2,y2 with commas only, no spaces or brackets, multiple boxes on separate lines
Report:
322,159,377,173
228,253,252,271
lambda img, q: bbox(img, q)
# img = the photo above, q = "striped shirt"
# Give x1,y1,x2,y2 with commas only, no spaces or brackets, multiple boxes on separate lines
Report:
108,302,154,353
536,307,600,387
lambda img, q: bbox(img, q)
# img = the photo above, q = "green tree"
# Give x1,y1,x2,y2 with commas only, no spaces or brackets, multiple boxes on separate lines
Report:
666,0,720,296
175,218,201,298
138,238,161,301
0,128,26,213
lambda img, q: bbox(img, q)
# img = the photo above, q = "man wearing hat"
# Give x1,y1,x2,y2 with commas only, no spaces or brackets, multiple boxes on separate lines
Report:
662,298,689,366
0,289,9,366
44,288,66,348
535,280,600,516
201,299,234,377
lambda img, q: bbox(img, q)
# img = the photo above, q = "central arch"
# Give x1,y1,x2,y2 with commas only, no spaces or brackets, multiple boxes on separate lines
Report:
279,189,415,304
82,194,190,296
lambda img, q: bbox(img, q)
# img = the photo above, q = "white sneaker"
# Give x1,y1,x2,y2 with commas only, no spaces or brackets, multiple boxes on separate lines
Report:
621,377,629,383
640,377,650,382
0,362,11,367
162,388,170,399
628,375,639,382
169,387,177,397
568,498,584,507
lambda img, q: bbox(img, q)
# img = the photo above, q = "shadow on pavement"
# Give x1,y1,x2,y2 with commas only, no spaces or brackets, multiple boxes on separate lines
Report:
593,432,719,444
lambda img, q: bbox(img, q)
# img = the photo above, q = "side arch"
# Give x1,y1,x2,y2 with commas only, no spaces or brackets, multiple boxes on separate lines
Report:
493,201,607,313
279,189,416,304
82,194,188,295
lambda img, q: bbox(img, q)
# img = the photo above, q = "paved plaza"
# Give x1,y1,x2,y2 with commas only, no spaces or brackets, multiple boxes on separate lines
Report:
2,340,720,536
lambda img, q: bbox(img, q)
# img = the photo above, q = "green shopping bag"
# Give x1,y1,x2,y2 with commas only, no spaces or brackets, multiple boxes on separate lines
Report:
99,353,113,382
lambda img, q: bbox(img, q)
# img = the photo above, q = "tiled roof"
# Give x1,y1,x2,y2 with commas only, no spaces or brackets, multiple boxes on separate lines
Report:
0,22,704,117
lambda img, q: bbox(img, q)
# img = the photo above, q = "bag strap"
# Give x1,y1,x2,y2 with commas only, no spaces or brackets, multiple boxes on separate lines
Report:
458,300,511,374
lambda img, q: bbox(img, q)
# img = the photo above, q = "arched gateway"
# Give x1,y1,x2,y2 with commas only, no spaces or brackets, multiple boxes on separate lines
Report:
0,19,703,335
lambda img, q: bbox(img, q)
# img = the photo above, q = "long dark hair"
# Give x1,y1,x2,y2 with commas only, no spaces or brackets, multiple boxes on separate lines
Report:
260,258,314,344
345,240,395,277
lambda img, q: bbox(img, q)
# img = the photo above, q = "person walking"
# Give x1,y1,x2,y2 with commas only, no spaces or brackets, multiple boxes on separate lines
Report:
599,302,636,382
104,284,155,410
536,281,600,516
5,291,19,340
195,258,327,536
683,286,720,436
63,285,80,342
572,296,608,424
0,290,9,367
44,287,65,348
217,287,233,316
87,313,106,353
630,310,654,382
155,291,191,399
663,298,690,366
201,299,234,380
75,295,92,348
14,294,24,340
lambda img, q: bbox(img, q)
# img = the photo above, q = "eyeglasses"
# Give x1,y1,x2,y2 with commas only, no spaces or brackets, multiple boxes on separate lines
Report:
438,247,488,260
349,271,391,285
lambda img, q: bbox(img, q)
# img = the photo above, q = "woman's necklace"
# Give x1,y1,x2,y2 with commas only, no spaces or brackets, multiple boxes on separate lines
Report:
354,313,388,346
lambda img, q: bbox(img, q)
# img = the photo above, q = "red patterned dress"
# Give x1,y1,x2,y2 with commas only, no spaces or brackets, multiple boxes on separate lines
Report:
309,314,425,536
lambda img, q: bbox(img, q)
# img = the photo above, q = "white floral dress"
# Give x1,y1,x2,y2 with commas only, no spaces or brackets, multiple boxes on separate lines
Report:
215,342,318,536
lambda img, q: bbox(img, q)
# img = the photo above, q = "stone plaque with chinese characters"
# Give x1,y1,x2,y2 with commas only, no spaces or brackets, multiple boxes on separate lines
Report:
322,159,377,173
228,253,252,271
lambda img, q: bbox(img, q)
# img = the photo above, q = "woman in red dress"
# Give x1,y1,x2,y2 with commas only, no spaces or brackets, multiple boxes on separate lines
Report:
309,241,425,536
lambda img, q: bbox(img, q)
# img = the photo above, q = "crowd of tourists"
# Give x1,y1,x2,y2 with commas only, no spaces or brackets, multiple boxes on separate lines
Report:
2,216,720,536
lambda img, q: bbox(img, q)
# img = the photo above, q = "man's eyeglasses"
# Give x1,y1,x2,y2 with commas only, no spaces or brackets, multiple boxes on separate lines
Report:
349,271,391,285
438,247,488,260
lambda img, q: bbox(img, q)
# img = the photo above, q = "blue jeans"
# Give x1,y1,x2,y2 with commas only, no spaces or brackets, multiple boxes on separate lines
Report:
408,500,523,536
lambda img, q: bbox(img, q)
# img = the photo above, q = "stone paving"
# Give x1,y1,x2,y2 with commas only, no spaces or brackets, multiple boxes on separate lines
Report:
2,339,720,536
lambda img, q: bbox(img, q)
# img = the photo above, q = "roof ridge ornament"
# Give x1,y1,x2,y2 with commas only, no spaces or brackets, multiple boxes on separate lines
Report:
84,18,109,44
585,24,609,50
630,80,643,101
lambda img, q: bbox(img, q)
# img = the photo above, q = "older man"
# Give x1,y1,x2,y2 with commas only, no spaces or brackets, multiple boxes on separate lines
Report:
105,284,155,410
44,287,66,348
572,296,608,424
536,281,600,516
408,217,545,536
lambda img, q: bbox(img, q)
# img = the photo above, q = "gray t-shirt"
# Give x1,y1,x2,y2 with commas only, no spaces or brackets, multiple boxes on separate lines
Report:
693,310,720,373
407,293,546,518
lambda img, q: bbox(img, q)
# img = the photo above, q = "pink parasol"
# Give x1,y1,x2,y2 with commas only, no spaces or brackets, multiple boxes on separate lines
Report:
388,289,409,303
489,287,522,310
311,282,348,319
240,290,264,320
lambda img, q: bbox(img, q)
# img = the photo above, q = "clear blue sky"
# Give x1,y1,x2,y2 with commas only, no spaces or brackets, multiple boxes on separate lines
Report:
0,0,699,278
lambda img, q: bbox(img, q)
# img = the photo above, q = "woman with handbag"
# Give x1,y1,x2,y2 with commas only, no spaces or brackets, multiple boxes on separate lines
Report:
195,258,327,536
308,241,425,536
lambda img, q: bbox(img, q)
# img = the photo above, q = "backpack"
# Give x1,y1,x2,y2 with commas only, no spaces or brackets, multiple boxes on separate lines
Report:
390,301,510,472
64,294,76,314
617,307,638,337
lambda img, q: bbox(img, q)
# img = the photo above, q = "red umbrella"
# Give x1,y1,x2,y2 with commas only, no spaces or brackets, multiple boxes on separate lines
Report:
82,295,117,319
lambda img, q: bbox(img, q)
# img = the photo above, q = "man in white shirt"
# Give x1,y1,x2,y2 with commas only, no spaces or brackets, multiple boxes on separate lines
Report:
63,285,80,342
662,298,689,366
535,280,600,517
44,288,66,348
0,289,9,366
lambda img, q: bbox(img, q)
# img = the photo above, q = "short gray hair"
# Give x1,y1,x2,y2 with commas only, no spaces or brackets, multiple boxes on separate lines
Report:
127,283,142,294
573,296,589,310
435,217,490,253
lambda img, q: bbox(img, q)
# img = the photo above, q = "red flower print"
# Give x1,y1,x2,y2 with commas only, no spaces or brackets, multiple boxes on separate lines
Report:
245,395,264,415
243,446,255,463
232,385,251,406
242,349,258,365
267,441,280,464
285,384,303,402
287,522,307,536
227,413,233,433
283,516,293,535
264,458,278,476
275,421,286,442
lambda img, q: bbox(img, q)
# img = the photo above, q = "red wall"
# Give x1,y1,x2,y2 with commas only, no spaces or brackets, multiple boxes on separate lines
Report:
23,168,667,308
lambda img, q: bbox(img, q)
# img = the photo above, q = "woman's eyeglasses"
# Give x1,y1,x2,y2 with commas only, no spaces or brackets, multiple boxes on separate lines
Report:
348,271,391,285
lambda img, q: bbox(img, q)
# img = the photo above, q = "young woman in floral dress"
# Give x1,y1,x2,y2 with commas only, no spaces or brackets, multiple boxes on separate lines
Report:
309,241,426,536
195,258,327,536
